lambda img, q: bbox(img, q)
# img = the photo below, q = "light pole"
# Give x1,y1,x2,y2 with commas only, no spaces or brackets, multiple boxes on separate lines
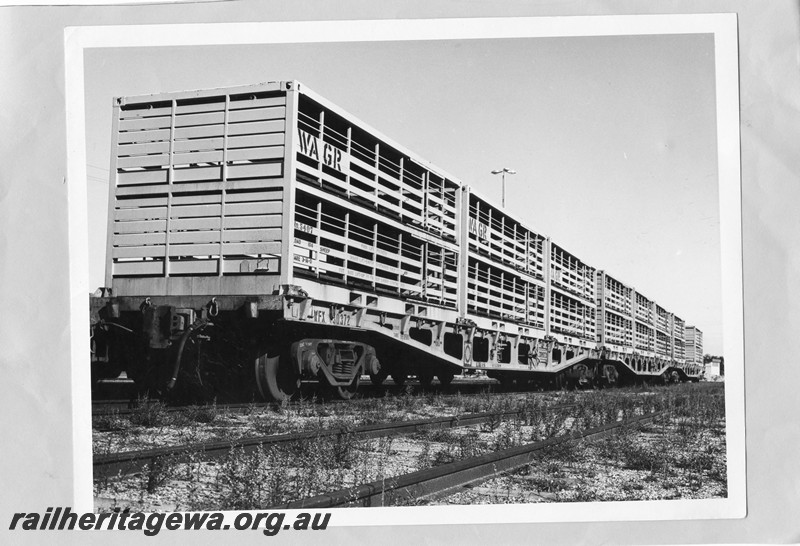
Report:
491,168,516,209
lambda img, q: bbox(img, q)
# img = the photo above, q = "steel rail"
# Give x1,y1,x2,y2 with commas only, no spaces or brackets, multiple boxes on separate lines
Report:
92,380,719,416
94,403,577,477
92,400,275,417
280,409,668,508
91,379,503,415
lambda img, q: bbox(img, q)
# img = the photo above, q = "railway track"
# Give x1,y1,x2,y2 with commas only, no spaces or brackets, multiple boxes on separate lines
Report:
92,400,270,417
279,409,668,508
92,379,556,416
91,378,522,416
92,379,721,417
93,403,577,478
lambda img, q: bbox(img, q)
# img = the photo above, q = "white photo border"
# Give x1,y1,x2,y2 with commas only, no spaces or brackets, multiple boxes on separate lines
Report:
65,15,745,524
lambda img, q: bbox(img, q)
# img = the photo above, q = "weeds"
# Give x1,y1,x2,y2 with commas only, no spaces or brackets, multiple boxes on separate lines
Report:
216,446,285,509
430,446,458,467
184,402,218,424
144,456,176,493
128,398,169,428
526,475,568,493
252,416,283,436
93,410,127,432
212,427,396,509
95,382,727,508
492,421,524,451
480,412,503,433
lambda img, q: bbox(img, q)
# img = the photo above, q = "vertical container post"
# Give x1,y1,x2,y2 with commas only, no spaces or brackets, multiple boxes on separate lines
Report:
104,99,121,289
217,95,230,276
457,186,469,316
280,82,300,287
163,99,176,278
543,237,552,336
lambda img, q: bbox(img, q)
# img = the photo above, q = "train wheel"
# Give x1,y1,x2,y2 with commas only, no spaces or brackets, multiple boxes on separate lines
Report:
418,369,434,388
332,375,360,400
600,365,619,388
255,352,299,402
369,368,388,386
437,370,455,387
391,373,408,386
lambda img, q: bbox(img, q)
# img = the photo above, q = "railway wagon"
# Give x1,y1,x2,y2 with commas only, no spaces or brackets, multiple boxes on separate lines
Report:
684,326,704,377
595,272,698,384
90,80,701,402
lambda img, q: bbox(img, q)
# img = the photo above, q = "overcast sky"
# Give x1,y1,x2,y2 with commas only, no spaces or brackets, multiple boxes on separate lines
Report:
84,33,722,353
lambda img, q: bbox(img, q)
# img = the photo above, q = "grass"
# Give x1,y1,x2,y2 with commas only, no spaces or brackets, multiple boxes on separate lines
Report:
93,409,126,432
417,383,726,506
94,382,726,509
518,385,726,503
127,397,169,428
182,402,218,424
144,456,176,493
93,387,573,454
211,431,399,510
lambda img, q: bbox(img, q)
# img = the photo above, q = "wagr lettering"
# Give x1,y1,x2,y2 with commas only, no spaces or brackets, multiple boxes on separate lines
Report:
298,130,319,159
298,129,348,173
468,217,489,241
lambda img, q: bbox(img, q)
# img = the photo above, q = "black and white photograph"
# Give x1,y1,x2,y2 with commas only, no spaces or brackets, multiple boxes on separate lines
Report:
78,16,743,521
4,1,800,544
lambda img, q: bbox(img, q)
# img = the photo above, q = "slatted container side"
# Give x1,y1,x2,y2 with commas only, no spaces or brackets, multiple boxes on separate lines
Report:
601,309,632,347
684,327,703,367
656,330,671,356
635,322,655,352
635,292,654,324
110,88,287,286
550,244,596,305
655,304,670,333
672,316,686,360
465,256,545,328
466,193,545,280
549,289,596,340
424,243,459,308
597,272,635,348
462,191,547,330
293,95,457,242
292,190,429,302
600,273,632,316
290,92,462,308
